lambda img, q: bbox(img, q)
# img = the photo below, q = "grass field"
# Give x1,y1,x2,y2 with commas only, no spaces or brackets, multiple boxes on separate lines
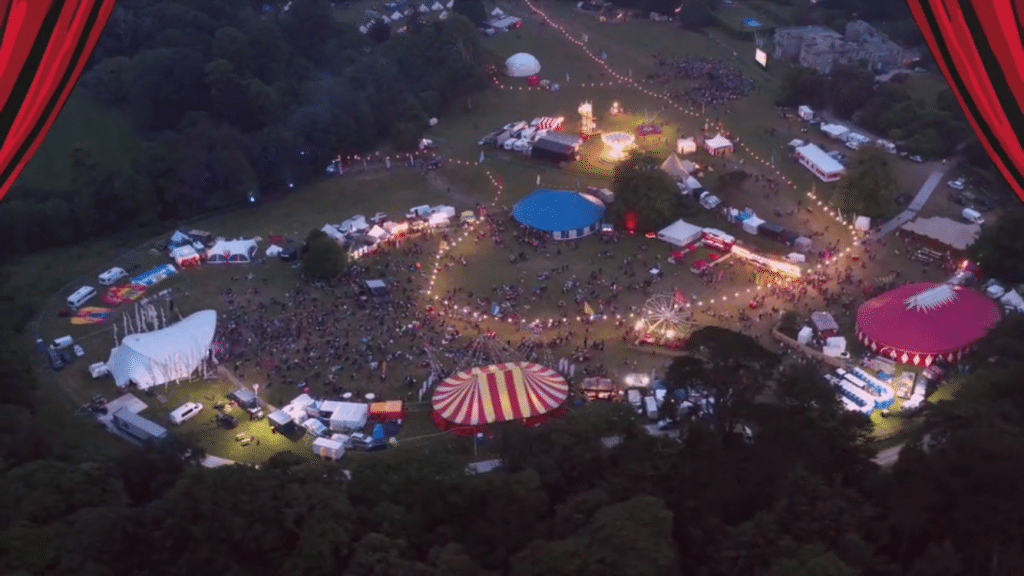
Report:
15,0,963,465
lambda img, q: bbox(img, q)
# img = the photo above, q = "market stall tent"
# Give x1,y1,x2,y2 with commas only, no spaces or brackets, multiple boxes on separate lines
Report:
505,53,541,77
171,245,201,267
657,219,703,247
329,402,369,432
704,133,733,155
107,310,217,390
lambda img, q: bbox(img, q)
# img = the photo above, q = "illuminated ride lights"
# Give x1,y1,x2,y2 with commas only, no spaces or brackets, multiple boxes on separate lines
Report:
599,132,635,164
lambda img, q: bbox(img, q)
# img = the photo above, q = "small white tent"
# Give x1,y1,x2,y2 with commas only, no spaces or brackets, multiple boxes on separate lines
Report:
446,0,453,7
676,137,697,155
1000,289,1024,311
418,4,430,12
265,244,283,257
391,10,403,19
431,1,444,10
704,133,733,155
491,7,505,16
359,24,368,33
439,10,448,18
339,215,368,234
107,310,217,390
797,326,813,344
657,219,703,247
505,53,541,77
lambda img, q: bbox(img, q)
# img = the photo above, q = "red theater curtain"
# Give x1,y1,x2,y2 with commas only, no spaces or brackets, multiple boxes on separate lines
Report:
0,0,116,200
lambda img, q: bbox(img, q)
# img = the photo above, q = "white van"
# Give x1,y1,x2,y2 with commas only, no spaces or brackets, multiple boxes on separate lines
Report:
66,286,96,310
962,207,985,225
98,267,128,285
169,402,204,425
51,335,74,349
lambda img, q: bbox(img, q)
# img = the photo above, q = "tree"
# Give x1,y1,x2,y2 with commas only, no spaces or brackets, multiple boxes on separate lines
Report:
608,151,685,233
969,208,1024,284
776,66,827,109
833,146,897,219
826,65,875,119
301,229,345,280
452,0,486,26
367,19,392,44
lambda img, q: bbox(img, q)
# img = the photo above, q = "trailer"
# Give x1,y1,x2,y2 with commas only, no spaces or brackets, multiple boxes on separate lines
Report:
112,409,169,442
313,437,345,460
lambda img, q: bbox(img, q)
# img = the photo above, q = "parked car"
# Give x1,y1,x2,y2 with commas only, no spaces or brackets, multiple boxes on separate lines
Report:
974,196,994,211
948,178,965,190
909,155,924,163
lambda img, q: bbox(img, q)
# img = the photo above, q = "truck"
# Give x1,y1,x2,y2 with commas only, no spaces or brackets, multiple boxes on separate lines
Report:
112,409,169,442
643,396,659,420
626,389,643,412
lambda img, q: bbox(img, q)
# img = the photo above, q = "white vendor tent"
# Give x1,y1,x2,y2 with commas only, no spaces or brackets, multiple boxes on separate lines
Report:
171,245,201,266
658,219,703,247
321,224,346,243
704,133,732,155
677,137,697,155
206,238,257,263
439,10,448,18
107,310,217,390
798,105,814,121
418,4,430,12
366,225,387,242
785,252,806,263
797,326,813,344
506,53,541,77
986,284,1005,298
684,176,702,190
788,138,805,148
825,336,847,352
339,215,369,234
491,7,505,16
855,216,871,231
282,402,309,426
431,1,444,10
359,25,368,33
428,211,451,226
446,0,453,7
391,10,403,19
1000,289,1024,311
313,437,345,460
743,215,765,235
265,244,283,257
303,418,328,436
330,402,369,432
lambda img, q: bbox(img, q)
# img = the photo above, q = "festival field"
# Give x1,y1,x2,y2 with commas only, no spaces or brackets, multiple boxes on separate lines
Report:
27,0,961,464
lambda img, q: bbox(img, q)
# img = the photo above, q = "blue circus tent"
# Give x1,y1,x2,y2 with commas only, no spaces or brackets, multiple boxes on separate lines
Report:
512,189,605,240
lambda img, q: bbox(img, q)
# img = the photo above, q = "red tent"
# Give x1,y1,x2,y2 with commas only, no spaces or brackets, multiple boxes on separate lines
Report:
856,282,1001,366
526,75,541,86
432,362,568,430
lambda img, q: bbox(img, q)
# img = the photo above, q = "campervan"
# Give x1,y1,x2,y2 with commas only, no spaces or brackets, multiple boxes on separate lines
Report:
169,402,204,425
98,267,128,286
962,208,984,225
67,286,96,310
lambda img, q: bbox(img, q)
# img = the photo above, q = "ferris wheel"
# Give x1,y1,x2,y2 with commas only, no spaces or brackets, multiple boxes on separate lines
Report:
636,292,696,340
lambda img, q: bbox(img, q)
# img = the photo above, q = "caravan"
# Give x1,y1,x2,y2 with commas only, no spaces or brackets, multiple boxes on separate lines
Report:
67,286,97,310
169,402,204,425
98,267,128,285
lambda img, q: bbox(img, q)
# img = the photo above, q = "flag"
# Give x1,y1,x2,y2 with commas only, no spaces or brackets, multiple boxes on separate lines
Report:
674,289,686,305
537,174,541,185
583,302,594,316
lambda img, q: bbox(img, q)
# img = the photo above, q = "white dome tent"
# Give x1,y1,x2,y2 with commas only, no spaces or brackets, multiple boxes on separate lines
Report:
505,53,541,77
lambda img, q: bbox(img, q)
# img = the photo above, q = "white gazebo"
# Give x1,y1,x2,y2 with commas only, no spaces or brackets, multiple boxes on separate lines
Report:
704,133,733,155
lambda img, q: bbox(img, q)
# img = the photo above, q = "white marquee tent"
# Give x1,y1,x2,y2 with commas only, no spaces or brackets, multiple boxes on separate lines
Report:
704,133,733,155
206,238,257,263
330,402,369,432
658,219,703,247
505,53,541,77
107,310,217,390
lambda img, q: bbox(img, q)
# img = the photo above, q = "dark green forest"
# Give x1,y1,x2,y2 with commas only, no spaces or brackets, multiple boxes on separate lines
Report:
0,0,490,260
3,321,1024,574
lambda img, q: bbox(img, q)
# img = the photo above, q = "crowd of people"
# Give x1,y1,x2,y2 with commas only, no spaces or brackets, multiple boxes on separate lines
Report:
647,55,754,107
